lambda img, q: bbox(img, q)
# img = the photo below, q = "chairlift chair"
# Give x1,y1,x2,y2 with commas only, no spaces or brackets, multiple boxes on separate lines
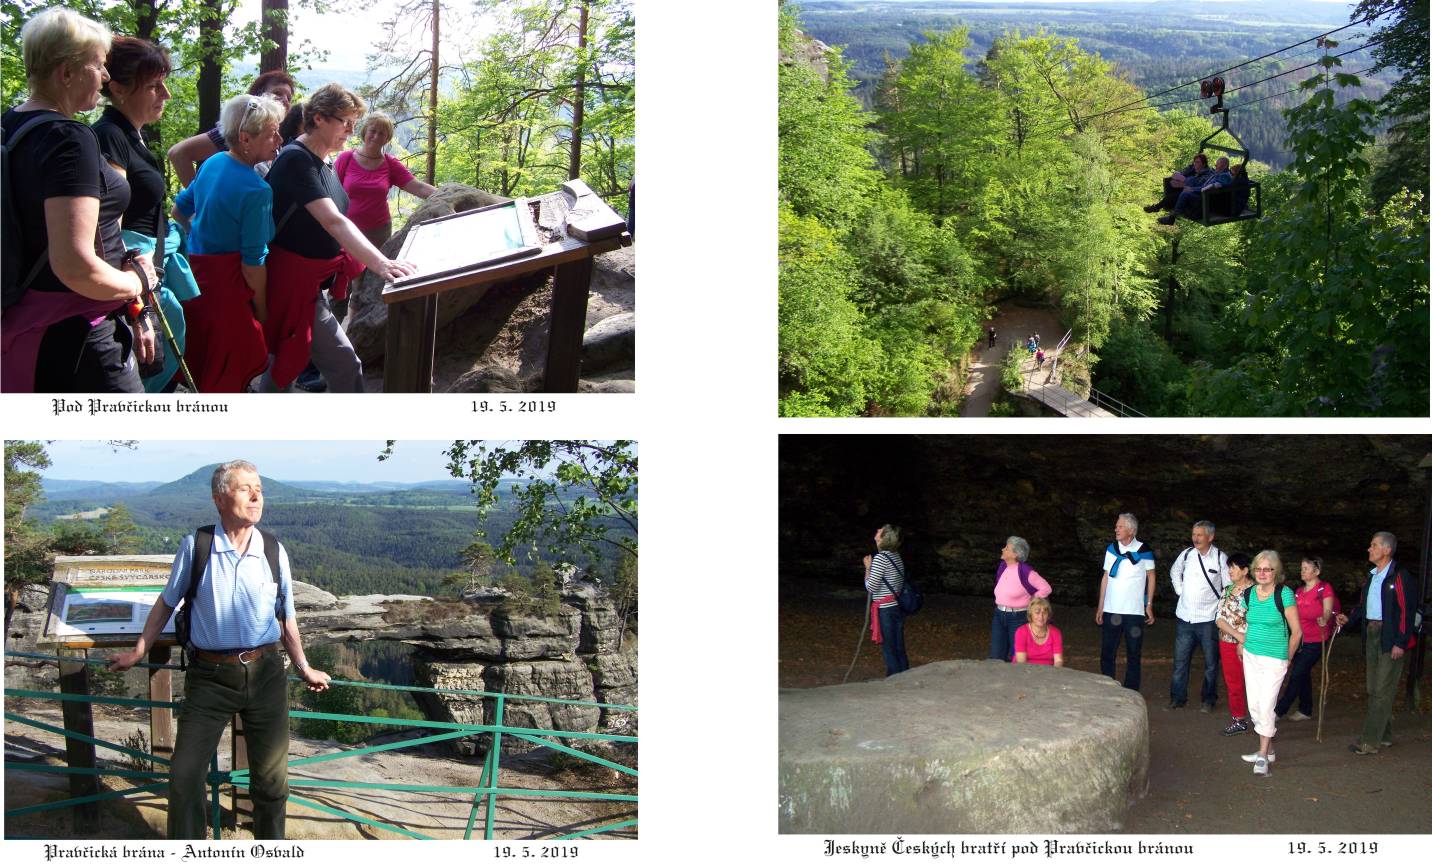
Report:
1193,77,1262,227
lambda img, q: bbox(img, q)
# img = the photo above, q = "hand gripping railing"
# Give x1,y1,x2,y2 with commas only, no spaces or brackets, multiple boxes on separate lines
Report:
4,650,637,840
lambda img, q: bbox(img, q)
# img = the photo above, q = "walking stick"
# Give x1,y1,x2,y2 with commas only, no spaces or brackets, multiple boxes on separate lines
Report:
843,595,871,685
1317,626,1338,743
148,198,198,392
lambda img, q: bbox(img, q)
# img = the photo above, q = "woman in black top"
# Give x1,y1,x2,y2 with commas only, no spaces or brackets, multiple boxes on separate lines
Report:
1,8,156,392
259,83,415,392
93,34,196,392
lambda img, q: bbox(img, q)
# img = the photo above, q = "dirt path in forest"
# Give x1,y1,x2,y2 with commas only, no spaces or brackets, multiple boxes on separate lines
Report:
961,305,1064,417
780,592,1432,834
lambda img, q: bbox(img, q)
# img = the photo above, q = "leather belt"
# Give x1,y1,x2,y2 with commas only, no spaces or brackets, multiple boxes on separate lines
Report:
193,643,279,665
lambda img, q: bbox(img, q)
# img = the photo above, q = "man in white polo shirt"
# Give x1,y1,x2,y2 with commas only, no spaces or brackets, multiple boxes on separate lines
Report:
1168,520,1230,712
110,460,331,839
1096,512,1157,691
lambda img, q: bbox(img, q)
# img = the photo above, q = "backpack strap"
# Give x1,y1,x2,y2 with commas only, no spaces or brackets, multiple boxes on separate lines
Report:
258,527,285,621
4,112,72,295
875,551,904,597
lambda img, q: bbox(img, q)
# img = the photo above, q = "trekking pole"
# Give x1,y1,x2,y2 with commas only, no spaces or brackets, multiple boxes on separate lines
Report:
1317,626,1337,743
842,595,871,685
141,279,198,392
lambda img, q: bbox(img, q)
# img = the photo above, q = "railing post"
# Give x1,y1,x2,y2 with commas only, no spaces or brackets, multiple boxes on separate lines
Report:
483,694,505,840
230,713,250,829
148,645,173,766
57,646,99,832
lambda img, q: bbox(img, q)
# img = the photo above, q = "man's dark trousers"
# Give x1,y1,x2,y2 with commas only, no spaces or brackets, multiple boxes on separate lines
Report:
168,649,290,839
1170,618,1220,707
1100,613,1146,691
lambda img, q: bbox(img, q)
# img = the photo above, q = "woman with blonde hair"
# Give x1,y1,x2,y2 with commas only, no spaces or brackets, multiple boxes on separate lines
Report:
2,7,158,392
863,524,910,677
1235,550,1301,776
260,83,417,392
336,111,437,251
1013,596,1063,666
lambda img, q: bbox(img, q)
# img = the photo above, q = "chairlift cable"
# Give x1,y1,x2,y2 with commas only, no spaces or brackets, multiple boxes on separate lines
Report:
1021,10,1394,136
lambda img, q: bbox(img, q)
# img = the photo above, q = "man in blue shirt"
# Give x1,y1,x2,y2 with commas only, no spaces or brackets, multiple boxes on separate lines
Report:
1159,157,1235,225
110,460,330,838
1335,531,1422,755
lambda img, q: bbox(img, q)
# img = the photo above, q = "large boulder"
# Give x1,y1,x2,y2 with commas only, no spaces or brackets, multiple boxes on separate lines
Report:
779,660,1149,834
485,659,602,754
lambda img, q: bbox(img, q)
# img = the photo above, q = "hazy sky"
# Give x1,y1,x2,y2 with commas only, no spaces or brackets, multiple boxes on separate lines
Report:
41,440,468,482
233,0,498,71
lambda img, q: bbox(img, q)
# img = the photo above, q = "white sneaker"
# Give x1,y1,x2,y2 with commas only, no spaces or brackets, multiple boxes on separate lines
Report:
1285,710,1312,722
1253,757,1269,776
1241,751,1276,763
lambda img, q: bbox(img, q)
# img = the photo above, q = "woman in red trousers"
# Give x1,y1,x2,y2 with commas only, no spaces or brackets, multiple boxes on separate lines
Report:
1214,552,1255,735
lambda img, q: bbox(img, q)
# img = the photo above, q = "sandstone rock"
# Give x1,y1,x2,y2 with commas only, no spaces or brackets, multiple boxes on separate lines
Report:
486,659,601,753
413,658,489,756
591,642,637,730
292,580,338,611
445,364,523,394
581,312,635,375
491,607,581,660
779,660,1148,834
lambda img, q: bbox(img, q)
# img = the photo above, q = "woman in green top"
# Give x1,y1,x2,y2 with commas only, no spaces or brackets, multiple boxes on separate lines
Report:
1235,550,1301,776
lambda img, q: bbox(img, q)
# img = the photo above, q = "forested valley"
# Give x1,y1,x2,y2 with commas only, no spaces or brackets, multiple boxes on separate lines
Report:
778,0,1428,417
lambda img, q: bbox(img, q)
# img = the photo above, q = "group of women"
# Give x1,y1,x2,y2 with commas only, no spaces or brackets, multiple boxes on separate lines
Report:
3,7,437,393
863,530,1345,779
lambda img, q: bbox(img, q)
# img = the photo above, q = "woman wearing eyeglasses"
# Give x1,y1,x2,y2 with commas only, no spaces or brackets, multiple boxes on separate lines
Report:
259,83,417,392
2,8,157,392
1235,550,1301,777
172,93,284,392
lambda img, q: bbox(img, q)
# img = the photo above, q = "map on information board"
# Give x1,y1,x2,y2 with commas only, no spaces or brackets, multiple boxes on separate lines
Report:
393,199,542,287
50,584,177,639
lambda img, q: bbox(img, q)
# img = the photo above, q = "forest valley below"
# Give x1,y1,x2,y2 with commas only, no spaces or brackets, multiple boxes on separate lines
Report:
777,1,1429,417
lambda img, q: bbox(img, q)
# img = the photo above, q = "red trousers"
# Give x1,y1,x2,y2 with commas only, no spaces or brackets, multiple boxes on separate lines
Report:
1219,639,1248,719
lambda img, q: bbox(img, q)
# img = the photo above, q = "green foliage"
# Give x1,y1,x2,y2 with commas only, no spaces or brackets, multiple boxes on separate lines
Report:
5,441,52,600
1092,318,1191,416
419,440,636,564
1000,345,1030,392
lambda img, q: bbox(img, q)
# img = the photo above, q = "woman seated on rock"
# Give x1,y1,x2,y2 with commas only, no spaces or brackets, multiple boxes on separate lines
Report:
1214,552,1254,736
1013,596,1063,667
172,93,284,392
990,536,1052,662
260,83,416,392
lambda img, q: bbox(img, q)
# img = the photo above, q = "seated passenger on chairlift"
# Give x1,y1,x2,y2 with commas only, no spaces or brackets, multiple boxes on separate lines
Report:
1158,156,1233,225
1144,153,1211,213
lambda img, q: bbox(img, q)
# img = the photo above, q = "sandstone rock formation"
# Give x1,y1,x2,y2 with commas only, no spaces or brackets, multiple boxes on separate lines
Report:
779,660,1148,834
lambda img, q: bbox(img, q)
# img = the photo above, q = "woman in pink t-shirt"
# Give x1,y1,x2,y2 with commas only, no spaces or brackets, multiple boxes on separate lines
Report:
1014,597,1064,666
335,112,437,251
1274,556,1338,720
990,535,1053,662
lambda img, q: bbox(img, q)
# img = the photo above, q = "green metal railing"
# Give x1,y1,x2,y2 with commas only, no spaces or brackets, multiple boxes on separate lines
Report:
4,650,637,840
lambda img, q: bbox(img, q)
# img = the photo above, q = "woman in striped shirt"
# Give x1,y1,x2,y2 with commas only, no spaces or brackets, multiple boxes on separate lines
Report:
864,524,909,676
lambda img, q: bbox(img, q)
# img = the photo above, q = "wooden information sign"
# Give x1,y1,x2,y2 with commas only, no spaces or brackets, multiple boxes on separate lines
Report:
381,179,630,393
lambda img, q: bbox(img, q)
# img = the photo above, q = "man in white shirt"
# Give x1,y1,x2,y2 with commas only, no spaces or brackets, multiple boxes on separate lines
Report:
1096,513,1157,691
1168,520,1231,711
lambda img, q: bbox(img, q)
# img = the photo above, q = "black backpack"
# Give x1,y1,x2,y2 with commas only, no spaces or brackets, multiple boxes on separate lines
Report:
2,110,70,307
1243,583,1291,637
174,524,284,669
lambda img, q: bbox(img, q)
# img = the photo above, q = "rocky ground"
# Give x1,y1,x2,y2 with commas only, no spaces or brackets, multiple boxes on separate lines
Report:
781,592,1432,833
5,700,635,840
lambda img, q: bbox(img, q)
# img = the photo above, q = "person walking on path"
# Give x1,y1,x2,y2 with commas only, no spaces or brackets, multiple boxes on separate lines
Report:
1335,531,1421,755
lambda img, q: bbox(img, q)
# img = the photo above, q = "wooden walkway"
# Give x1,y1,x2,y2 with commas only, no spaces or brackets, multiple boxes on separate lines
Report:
1014,362,1116,418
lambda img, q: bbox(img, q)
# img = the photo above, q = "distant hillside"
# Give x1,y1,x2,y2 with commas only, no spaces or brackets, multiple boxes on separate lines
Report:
40,479,164,499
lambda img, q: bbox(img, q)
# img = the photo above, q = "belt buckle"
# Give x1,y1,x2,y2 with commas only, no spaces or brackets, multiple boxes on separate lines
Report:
238,647,261,665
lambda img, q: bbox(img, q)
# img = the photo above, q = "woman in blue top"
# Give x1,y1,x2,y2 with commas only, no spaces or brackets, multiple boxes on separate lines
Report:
1235,550,1301,777
172,93,284,391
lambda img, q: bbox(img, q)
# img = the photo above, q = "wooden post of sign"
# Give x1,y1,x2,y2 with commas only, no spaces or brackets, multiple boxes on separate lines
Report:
230,714,250,829
384,292,438,393
147,645,173,764
57,646,99,831
543,256,593,392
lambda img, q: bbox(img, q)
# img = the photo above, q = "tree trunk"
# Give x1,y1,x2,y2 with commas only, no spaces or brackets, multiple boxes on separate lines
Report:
260,0,290,72
134,0,160,41
197,0,224,133
427,0,439,185
567,1,589,181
